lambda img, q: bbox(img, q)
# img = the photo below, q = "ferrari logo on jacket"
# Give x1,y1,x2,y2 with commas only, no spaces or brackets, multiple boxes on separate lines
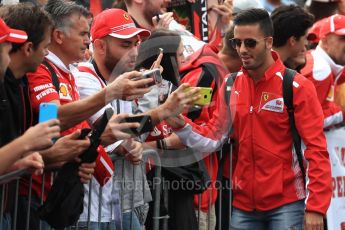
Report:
260,92,284,113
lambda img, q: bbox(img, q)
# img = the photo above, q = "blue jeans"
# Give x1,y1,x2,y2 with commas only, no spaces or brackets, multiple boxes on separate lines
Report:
1,213,11,230
122,211,141,230
72,221,116,230
73,212,141,230
230,200,305,230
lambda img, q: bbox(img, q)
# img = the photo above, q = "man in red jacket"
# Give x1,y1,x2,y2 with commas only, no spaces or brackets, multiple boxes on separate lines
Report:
168,8,332,230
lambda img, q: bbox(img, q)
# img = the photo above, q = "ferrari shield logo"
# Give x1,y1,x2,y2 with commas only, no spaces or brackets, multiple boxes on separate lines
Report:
123,13,129,20
259,92,284,113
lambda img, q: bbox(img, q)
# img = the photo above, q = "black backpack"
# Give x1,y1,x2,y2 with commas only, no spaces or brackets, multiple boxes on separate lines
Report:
221,68,306,185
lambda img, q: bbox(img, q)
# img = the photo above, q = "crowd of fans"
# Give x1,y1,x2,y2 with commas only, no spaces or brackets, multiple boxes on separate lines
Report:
0,0,344,229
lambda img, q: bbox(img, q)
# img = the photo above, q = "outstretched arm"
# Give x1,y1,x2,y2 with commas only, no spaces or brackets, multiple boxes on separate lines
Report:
0,119,60,175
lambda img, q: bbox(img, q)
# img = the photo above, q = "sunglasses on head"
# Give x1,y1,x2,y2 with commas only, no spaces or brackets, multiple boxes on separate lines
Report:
229,37,268,49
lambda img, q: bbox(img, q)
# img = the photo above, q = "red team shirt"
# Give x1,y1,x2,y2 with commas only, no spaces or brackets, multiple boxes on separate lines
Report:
22,52,88,200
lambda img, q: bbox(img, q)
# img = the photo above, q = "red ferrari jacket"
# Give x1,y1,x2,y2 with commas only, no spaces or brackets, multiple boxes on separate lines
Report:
300,46,345,128
174,51,332,215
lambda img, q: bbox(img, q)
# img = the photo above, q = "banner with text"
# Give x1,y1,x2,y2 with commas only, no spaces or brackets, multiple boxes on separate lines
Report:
325,127,345,230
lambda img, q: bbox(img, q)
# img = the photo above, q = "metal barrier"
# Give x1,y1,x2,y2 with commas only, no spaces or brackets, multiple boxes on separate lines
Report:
158,146,231,230
0,147,231,230
72,148,162,230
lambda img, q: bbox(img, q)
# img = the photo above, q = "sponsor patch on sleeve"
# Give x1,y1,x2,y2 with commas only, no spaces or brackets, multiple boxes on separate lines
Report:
59,83,72,101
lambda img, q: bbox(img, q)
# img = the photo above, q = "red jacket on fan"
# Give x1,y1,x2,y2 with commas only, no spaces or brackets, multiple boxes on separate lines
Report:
179,44,229,212
300,46,345,128
174,51,332,215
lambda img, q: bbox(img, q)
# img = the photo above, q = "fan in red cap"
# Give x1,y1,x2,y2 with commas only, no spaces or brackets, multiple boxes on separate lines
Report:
318,14,345,38
0,18,27,43
90,8,150,41
307,17,327,44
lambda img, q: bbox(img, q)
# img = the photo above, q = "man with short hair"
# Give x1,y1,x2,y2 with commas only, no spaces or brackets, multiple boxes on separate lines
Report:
168,8,332,230
74,8,151,229
0,16,28,146
271,5,314,71
301,14,345,128
28,0,158,138
0,14,52,188
0,18,56,230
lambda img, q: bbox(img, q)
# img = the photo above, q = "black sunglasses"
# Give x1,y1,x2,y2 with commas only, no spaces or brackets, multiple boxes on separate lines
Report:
229,37,268,49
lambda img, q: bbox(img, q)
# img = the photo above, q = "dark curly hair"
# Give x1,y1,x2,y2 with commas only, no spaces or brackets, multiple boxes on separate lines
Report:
233,8,273,37
271,5,314,48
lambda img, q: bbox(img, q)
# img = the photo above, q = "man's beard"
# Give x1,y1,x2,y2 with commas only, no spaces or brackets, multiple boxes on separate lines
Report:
104,55,135,78
143,1,161,26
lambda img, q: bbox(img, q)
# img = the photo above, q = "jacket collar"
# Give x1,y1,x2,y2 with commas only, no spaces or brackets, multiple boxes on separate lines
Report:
45,51,78,74
241,50,285,82
77,60,108,85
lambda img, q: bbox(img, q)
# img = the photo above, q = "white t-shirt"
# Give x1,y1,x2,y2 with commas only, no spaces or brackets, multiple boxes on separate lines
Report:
74,62,151,222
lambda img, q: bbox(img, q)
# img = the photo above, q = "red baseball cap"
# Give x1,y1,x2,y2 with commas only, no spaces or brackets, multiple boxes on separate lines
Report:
307,18,327,43
318,14,345,38
0,18,27,43
91,9,151,41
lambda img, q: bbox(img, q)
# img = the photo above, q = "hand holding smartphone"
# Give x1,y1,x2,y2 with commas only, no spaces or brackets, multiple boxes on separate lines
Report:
185,87,213,106
39,103,58,123
142,68,163,86
39,103,59,142
120,115,153,135
79,128,92,139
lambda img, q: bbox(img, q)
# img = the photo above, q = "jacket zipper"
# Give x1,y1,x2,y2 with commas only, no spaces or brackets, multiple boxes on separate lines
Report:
20,85,26,132
249,80,256,210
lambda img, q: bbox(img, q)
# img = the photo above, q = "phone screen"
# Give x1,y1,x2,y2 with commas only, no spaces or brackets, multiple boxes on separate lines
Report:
39,103,58,123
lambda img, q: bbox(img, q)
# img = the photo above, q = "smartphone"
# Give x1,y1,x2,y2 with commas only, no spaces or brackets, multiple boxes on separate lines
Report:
195,87,213,106
185,87,213,106
79,128,92,139
121,115,153,135
39,103,58,123
80,108,114,163
142,68,162,86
